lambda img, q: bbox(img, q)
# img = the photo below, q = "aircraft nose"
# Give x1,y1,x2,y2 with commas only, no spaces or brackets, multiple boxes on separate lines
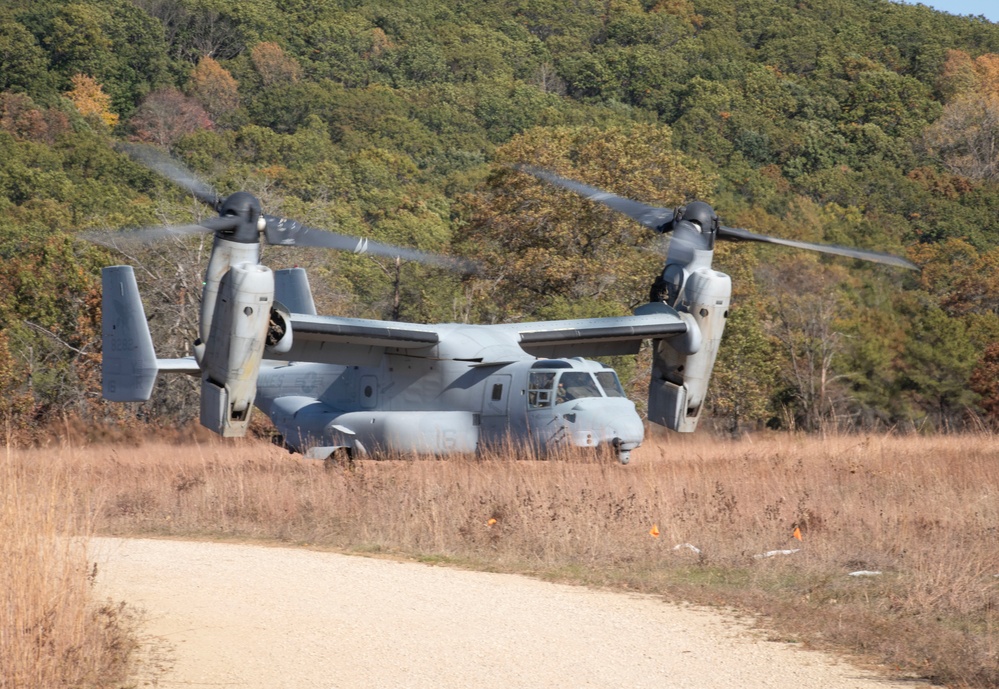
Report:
610,410,645,444
570,398,644,445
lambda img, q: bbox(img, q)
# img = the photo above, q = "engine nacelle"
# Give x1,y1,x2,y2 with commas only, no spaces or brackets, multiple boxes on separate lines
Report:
200,237,262,343
266,302,293,355
648,266,731,432
200,262,274,437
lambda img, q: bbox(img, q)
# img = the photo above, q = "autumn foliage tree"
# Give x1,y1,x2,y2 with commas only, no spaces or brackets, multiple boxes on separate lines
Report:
187,56,239,119
0,93,70,144
251,42,302,87
0,330,33,435
128,87,213,146
924,51,999,181
65,73,118,128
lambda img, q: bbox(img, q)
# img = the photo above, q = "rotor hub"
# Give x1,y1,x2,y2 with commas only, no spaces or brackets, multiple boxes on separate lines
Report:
678,201,717,233
218,192,264,243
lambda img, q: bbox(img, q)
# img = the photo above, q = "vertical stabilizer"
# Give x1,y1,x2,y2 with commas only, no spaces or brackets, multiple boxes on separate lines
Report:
102,266,158,401
274,267,317,315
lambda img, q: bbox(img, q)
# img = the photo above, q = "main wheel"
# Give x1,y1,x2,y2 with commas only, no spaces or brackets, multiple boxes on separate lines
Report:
323,447,354,471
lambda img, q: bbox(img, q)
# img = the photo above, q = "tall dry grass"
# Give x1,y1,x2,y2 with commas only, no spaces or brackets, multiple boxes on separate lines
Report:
9,432,998,687
1,442,135,689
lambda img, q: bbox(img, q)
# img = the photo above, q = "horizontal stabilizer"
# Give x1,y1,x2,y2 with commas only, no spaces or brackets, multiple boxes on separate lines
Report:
156,357,200,372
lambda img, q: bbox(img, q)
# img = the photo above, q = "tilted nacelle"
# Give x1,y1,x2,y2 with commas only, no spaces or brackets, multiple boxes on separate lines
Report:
647,262,732,433
198,258,275,437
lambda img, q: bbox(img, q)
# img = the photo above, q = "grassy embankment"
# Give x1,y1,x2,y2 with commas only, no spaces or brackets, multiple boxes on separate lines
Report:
5,432,998,687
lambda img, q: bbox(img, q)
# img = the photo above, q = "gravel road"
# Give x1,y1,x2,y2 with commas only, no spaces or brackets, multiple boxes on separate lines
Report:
91,538,922,689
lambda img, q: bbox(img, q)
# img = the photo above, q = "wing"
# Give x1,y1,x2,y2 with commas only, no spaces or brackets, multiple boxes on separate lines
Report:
274,314,441,365
289,314,440,347
274,304,690,365
500,303,692,358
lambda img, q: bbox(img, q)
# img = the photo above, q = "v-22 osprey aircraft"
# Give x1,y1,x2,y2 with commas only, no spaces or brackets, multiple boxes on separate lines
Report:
100,148,916,464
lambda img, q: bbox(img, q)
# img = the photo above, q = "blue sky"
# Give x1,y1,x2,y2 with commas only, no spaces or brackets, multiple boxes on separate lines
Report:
899,1,999,22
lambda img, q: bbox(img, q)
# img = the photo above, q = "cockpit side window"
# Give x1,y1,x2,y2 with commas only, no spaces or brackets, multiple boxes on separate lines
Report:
595,371,626,398
528,371,555,409
556,372,602,403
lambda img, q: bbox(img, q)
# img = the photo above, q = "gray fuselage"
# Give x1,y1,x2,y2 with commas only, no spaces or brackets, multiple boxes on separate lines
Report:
255,349,644,462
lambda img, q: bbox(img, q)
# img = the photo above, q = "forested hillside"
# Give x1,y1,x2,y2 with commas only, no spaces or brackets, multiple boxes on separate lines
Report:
1,0,998,438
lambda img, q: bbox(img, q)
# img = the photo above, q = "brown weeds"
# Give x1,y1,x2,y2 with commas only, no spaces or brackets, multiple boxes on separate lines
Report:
0,443,136,689
6,432,998,687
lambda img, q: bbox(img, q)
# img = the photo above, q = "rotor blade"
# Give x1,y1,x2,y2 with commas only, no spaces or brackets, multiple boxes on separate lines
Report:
118,143,221,210
516,166,675,232
718,225,918,270
263,215,477,272
82,216,238,246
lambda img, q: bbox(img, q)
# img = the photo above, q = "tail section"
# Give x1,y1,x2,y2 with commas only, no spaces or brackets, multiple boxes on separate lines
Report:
101,266,198,402
102,266,158,401
274,267,317,315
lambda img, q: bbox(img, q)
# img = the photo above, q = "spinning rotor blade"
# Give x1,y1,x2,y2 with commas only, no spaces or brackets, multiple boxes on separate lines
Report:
522,165,917,270
717,225,918,270
82,216,239,246
118,143,221,210
516,166,675,232
113,143,476,272
263,215,476,271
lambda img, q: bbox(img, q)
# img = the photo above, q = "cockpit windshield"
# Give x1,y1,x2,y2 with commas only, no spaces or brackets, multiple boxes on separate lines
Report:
595,371,626,398
528,369,627,408
556,372,602,403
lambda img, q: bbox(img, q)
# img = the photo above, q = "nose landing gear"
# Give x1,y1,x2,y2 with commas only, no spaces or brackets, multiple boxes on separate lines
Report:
612,437,635,465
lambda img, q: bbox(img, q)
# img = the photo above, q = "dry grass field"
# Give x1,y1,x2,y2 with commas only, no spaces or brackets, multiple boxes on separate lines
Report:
0,443,135,689
3,431,997,687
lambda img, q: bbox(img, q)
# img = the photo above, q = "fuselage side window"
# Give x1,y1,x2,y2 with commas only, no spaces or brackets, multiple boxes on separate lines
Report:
528,371,555,408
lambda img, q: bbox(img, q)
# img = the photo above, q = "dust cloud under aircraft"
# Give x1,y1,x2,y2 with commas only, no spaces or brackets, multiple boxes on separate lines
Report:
98,146,915,464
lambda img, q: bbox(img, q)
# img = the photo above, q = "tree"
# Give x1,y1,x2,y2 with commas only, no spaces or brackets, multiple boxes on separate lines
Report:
708,298,779,433
0,234,105,427
28,0,170,117
896,296,980,430
65,73,119,128
0,12,51,96
45,3,115,85
844,68,939,140
457,124,710,323
924,51,999,181
0,93,70,145
924,94,999,181
129,88,213,146
188,56,239,118
0,329,33,435
759,259,853,432
969,342,999,429
250,41,302,87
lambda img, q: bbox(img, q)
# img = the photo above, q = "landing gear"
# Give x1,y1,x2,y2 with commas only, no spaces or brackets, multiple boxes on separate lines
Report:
612,437,632,465
323,447,354,471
